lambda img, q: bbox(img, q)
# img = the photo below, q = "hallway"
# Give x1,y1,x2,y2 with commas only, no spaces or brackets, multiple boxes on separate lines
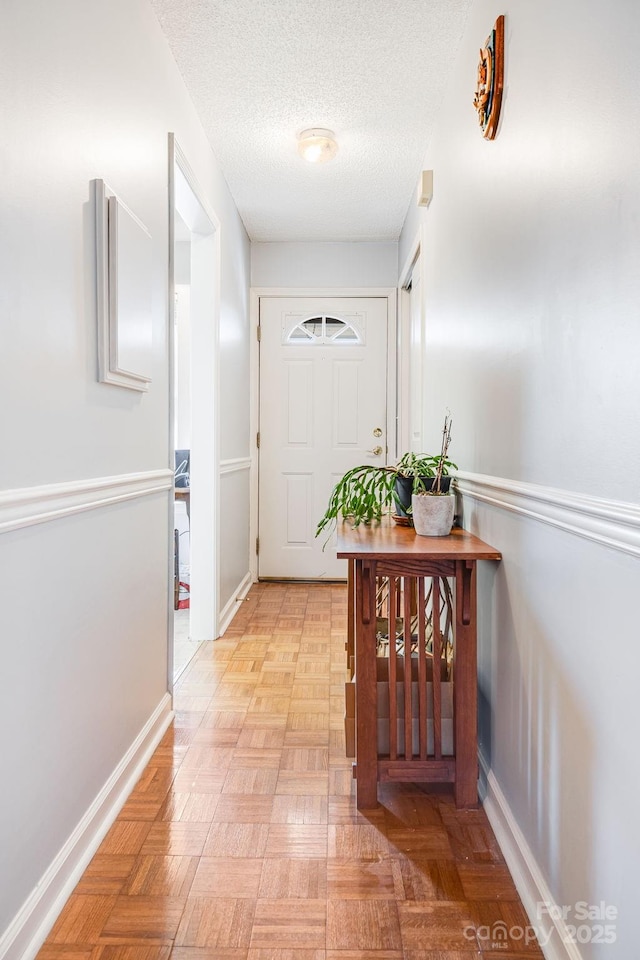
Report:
39,583,542,959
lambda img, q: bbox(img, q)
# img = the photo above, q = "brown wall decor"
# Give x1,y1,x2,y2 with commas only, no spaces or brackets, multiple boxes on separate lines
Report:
473,14,505,139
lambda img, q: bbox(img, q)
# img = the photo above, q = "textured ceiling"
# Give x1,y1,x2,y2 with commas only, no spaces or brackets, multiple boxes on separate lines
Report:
151,0,473,241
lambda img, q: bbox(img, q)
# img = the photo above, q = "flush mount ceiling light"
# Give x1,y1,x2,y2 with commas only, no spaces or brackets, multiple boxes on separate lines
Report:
297,128,338,163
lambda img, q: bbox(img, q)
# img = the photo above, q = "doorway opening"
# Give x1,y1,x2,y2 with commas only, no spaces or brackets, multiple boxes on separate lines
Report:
169,136,221,683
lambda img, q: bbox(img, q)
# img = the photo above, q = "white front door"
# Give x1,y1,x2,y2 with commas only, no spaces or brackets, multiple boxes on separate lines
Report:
258,295,390,579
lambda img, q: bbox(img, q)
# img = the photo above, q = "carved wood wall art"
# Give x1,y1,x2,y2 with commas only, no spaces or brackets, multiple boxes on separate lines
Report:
473,14,504,140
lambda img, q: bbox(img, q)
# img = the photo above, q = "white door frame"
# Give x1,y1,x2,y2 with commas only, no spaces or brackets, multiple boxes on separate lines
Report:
168,135,222,687
397,231,423,456
249,286,397,582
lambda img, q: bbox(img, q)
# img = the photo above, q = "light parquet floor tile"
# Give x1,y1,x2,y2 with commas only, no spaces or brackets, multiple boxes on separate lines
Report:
328,825,390,861
190,857,263,898
159,793,221,823
248,951,325,960
242,712,289,730
327,797,385,826
326,900,401,951
91,946,173,960
48,897,118,945
397,901,477,952
275,771,329,796
171,949,248,960
285,713,330,733
391,858,466,901
232,747,283,768
175,898,255,948
326,860,396,900
122,855,197,897
258,858,327,899
237,727,287,749
264,649,299,664
386,826,455,860
98,895,186,942
270,795,328,825
284,730,330,748
190,727,241,747
97,823,152,856
248,695,292,715
34,946,96,960
117,797,163,822
141,822,210,857
325,952,402,960
202,822,270,858
199,710,247,730
170,771,227,795
279,747,329,772
212,795,275,823
178,746,236,771
222,767,280,795
211,689,258,707
73,857,136,896
265,824,328,859
250,899,326,950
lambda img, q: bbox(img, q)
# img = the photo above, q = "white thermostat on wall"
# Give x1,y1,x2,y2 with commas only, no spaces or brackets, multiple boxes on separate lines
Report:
417,170,433,207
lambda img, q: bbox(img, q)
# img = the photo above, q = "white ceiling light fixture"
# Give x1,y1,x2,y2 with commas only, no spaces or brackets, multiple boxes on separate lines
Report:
297,128,338,163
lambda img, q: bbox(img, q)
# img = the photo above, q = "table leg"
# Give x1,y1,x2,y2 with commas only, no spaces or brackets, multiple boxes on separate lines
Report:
355,558,378,809
454,560,479,808
347,559,355,678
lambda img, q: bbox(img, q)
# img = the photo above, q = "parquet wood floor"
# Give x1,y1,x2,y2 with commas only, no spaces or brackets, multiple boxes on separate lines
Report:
38,583,543,960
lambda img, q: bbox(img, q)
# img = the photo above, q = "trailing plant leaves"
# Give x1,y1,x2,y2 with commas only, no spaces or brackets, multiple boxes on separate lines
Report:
315,442,456,544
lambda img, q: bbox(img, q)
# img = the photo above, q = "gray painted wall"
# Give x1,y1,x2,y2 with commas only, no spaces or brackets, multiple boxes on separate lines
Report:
400,1,640,954
252,241,398,288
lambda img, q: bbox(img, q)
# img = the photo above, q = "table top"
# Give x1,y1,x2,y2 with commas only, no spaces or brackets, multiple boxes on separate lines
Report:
336,519,501,561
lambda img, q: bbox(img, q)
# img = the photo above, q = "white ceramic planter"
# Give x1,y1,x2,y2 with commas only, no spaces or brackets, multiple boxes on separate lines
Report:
411,493,455,537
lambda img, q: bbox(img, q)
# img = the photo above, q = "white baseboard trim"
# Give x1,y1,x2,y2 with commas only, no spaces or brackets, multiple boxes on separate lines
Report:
218,570,254,637
219,457,251,476
0,693,174,960
479,753,583,960
0,470,174,535
456,471,640,560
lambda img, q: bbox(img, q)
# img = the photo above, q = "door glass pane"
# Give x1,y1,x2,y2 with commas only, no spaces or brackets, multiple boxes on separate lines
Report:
287,315,361,345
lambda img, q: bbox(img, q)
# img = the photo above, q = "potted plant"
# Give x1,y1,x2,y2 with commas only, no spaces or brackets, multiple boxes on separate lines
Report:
392,451,456,519
411,415,455,537
315,418,456,540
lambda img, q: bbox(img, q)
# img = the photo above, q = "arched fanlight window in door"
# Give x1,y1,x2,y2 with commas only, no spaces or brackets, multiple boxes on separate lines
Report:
286,315,361,344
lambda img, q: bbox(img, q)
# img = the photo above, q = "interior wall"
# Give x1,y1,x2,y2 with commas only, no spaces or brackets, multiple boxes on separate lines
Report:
251,241,399,288
400,0,640,954
220,469,251,613
0,0,250,948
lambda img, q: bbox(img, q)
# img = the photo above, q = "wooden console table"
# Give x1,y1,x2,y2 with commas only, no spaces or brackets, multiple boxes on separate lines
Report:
337,520,501,810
